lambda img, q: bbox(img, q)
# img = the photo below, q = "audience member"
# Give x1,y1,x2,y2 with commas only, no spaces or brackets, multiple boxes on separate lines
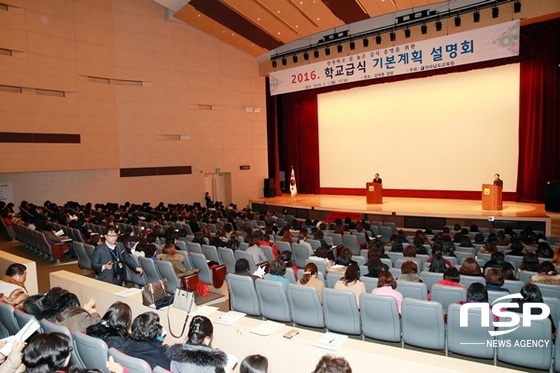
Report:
86,301,132,349
246,236,268,265
0,264,28,305
459,258,483,277
0,338,25,373
313,355,352,373
434,267,464,288
297,263,325,303
56,298,101,333
263,259,290,293
156,243,192,277
398,261,422,282
166,315,231,372
121,312,171,370
529,261,560,285
371,271,403,314
334,263,365,309
510,284,556,337
22,332,73,373
234,258,260,281
485,268,509,293
240,354,268,373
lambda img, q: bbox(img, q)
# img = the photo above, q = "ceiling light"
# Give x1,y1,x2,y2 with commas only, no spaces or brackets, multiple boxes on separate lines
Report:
435,19,442,31
514,1,521,13
303,52,309,61
313,50,319,58
473,10,480,23
375,34,382,44
390,31,396,42
337,44,342,53
349,41,355,50
272,60,277,68
454,14,461,27
363,38,369,47
292,55,298,63
492,6,499,18
421,23,427,34
281,57,287,66
404,28,411,38
325,47,330,56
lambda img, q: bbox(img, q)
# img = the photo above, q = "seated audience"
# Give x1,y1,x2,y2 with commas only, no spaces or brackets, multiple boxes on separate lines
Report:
246,236,268,265
56,298,101,333
157,243,192,277
398,261,422,283
434,267,464,288
485,268,510,293
22,332,73,373
166,315,231,372
86,301,132,349
313,355,352,373
459,258,483,277
263,259,290,293
121,312,171,370
234,258,260,282
240,354,268,373
280,251,299,279
371,271,403,314
535,241,554,259
334,263,365,309
364,258,387,278
510,284,556,337
0,264,28,305
483,252,505,273
518,252,540,272
297,263,325,303
529,261,560,285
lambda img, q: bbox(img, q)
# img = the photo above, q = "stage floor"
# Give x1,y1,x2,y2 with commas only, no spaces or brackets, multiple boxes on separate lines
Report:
250,194,557,236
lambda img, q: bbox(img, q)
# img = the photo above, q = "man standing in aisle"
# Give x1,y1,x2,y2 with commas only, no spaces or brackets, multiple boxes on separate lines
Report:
92,226,143,285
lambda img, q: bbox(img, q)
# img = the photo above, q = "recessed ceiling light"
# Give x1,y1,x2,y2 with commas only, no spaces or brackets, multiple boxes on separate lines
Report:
257,18,260,21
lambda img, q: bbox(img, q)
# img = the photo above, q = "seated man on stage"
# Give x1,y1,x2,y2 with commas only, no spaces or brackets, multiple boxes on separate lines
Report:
373,173,382,183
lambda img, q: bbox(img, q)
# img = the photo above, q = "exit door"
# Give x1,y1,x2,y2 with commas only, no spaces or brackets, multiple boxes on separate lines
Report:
204,172,232,206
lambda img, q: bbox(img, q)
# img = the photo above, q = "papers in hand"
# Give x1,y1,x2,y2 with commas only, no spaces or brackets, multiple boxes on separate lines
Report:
250,320,284,336
253,266,266,278
54,229,65,237
0,318,41,355
214,311,246,325
313,332,348,351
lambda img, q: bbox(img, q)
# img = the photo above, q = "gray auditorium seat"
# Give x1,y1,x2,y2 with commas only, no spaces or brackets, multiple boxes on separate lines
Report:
447,303,495,359
401,298,445,351
226,273,260,316
108,347,152,373
287,284,325,329
360,293,401,343
255,278,291,322
322,288,361,335
72,331,109,373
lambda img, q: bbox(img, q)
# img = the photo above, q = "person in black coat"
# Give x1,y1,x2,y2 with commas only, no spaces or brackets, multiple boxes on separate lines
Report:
121,312,171,370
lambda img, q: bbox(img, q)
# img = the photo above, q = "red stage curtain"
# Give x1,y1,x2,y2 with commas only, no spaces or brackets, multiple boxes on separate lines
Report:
517,19,560,202
270,19,560,201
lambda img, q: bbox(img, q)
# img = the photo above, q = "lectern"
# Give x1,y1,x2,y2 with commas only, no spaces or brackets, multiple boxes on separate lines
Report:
366,182,383,204
482,184,502,210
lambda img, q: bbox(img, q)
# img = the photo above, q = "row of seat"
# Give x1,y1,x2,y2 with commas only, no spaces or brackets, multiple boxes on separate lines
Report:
0,301,169,373
226,274,560,372
12,223,68,262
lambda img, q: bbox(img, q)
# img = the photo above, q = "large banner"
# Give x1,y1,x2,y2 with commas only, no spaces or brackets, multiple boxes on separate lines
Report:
269,20,519,96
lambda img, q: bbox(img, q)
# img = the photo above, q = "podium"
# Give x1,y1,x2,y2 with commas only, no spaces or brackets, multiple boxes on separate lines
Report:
366,182,383,204
482,184,502,210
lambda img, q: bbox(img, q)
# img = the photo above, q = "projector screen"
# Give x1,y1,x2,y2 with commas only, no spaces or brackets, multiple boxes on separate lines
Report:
318,63,519,192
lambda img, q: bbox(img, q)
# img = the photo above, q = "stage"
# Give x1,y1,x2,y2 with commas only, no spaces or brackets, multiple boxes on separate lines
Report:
249,194,557,236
